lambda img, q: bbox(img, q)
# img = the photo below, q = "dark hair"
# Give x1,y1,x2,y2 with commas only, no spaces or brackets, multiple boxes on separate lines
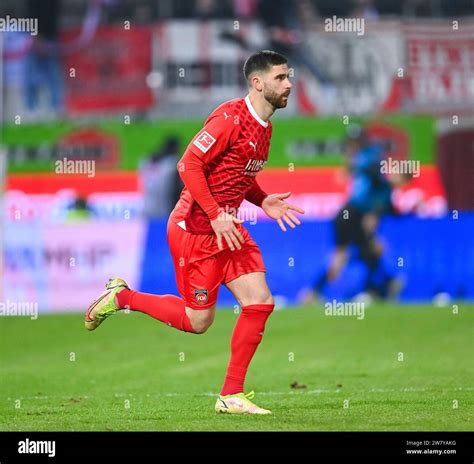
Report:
151,136,180,162
162,136,180,155
73,197,88,210
243,50,288,81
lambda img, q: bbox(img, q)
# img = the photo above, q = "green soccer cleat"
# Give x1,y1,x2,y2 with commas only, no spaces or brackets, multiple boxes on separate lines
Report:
215,391,271,415
84,278,129,331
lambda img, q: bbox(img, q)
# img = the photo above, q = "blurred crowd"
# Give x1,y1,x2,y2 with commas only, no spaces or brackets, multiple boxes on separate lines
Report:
1,0,473,24
1,0,470,118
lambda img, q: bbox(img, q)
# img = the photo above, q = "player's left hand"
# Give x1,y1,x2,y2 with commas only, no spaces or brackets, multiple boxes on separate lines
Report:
262,192,305,232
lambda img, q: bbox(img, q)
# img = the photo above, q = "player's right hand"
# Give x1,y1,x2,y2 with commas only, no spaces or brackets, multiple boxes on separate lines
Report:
211,212,245,251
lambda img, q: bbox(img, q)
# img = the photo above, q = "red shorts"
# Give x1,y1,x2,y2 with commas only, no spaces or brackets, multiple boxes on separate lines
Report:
167,219,266,309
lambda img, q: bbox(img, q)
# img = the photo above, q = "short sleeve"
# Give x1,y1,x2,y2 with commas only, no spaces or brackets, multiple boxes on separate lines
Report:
187,111,240,164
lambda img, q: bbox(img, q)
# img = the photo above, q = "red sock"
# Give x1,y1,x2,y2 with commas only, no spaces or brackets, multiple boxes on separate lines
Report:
220,304,274,396
117,289,196,333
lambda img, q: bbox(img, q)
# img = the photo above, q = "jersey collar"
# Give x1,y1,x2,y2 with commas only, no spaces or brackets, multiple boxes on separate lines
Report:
245,95,269,128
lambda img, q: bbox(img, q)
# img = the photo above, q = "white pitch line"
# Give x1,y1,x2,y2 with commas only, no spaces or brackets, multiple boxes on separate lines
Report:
4,386,474,402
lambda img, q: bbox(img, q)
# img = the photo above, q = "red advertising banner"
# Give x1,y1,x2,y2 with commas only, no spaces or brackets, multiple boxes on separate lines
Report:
6,166,447,221
257,166,447,218
404,23,474,113
62,25,153,112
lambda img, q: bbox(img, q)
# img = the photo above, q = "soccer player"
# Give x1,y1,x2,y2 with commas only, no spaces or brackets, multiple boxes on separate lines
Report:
85,51,304,415
305,124,399,303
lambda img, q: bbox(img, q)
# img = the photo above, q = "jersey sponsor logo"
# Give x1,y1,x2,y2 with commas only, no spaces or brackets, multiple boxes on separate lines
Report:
194,289,209,305
193,131,216,153
243,159,266,176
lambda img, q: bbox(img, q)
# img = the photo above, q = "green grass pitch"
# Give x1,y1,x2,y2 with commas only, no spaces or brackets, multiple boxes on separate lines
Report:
0,303,472,431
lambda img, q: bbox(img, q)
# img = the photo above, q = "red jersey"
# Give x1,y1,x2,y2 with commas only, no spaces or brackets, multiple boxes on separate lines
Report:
170,96,273,234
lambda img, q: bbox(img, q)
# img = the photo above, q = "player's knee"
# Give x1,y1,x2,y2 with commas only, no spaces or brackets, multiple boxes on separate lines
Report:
192,322,211,334
188,308,215,334
261,292,274,306
244,290,274,307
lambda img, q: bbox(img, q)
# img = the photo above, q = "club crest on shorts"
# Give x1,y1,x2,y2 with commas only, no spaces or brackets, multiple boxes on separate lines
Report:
194,289,208,305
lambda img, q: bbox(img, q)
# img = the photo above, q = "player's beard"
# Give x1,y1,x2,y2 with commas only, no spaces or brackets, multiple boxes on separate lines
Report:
264,87,289,109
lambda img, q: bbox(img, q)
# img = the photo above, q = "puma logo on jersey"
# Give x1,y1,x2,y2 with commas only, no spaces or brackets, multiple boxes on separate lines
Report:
193,131,216,153
249,141,257,151
243,159,266,176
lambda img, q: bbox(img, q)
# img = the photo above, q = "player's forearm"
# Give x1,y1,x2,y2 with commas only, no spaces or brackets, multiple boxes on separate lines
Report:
178,149,221,220
245,181,268,208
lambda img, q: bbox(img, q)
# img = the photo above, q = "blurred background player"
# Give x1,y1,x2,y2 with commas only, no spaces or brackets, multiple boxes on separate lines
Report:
139,136,183,219
66,196,92,223
304,124,401,304
85,50,304,415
